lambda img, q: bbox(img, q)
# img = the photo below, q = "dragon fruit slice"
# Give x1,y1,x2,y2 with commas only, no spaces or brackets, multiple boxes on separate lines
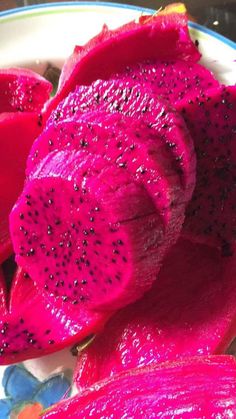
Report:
10,150,166,311
0,112,43,263
74,238,236,389
27,111,193,233
42,356,236,418
0,267,111,364
0,68,52,113
112,59,220,104
48,80,195,197
176,85,236,255
47,4,200,114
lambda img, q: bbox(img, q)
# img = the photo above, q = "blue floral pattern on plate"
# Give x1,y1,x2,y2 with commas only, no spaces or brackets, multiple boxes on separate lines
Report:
0,364,72,418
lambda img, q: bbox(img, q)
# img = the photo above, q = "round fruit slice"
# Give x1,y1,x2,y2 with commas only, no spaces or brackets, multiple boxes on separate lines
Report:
10,150,165,311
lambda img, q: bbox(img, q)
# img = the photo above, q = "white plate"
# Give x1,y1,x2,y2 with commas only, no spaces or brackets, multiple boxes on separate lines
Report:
0,1,235,415
0,1,235,85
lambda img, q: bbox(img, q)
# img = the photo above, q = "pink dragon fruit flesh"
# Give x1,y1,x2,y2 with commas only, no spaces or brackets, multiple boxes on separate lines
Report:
74,238,236,390
0,266,111,364
0,67,52,113
0,112,44,263
176,85,236,255
112,59,220,104
27,107,194,234
10,150,168,312
47,5,200,115
48,79,195,197
42,356,236,418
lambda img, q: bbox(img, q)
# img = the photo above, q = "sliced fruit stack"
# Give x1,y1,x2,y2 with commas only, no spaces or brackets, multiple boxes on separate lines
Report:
0,3,236,417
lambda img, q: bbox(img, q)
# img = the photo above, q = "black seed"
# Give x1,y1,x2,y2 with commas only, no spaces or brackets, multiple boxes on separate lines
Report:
117,239,124,245
122,256,127,263
80,139,88,147
81,279,87,285
48,340,55,344
19,213,24,219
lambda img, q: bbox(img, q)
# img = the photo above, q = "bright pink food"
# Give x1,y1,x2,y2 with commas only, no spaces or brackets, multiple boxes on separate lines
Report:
48,79,195,197
112,60,220,104
74,238,236,389
47,6,200,114
27,107,193,240
10,150,166,311
0,112,43,263
176,85,236,255
0,267,110,364
42,356,236,418
0,68,52,113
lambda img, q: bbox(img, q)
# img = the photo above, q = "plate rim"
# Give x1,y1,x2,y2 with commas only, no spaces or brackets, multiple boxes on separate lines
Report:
0,1,235,50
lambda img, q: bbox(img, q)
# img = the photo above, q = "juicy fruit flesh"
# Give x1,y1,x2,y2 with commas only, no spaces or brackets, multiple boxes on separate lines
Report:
113,60,220,104
48,8,200,114
10,150,165,310
75,238,236,389
2,3,235,378
27,111,185,227
49,79,195,193
0,112,43,263
0,268,111,364
176,85,236,254
42,356,236,418
0,68,52,113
